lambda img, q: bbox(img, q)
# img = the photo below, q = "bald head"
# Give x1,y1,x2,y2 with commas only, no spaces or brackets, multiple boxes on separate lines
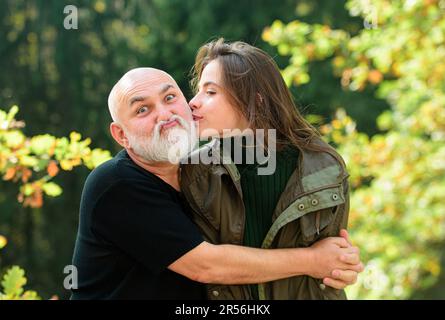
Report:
107,67,177,123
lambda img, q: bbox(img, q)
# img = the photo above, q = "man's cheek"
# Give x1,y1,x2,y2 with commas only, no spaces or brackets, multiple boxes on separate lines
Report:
178,105,193,119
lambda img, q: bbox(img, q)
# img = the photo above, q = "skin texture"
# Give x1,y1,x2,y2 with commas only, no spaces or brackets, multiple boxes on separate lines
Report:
109,68,192,190
107,68,364,289
189,60,250,137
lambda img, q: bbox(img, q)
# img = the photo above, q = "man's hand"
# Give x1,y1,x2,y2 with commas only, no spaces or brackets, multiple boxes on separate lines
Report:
323,229,364,290
307,229,364,289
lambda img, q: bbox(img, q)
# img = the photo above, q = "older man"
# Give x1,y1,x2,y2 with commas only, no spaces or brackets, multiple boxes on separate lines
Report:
71,68,363,299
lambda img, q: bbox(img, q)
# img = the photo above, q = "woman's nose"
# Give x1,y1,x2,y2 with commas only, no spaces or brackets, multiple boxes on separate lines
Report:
189,95,200,110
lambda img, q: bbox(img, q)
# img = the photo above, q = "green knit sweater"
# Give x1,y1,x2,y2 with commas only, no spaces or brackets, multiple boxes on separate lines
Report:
222,138,299,299
237,148,299,248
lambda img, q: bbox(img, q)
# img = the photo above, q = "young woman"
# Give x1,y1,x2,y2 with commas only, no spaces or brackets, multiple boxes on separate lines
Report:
181,39,356,300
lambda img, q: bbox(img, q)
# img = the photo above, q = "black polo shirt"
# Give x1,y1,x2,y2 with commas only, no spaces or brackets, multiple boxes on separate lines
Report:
71,150,205,299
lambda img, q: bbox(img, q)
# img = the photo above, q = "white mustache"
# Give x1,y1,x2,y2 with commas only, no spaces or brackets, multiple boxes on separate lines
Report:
154,115,190,135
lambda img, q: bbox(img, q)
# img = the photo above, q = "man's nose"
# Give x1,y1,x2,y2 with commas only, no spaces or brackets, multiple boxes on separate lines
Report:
157,107,174,122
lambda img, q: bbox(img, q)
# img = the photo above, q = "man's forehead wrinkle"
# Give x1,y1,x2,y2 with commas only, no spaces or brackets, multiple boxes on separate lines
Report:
112,68,181,118
126,80,177,103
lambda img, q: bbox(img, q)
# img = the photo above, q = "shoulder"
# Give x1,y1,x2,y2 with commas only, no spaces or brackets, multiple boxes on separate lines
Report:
301,137,344,167
299,137,349,189
81,150,166,208
181,139,217,181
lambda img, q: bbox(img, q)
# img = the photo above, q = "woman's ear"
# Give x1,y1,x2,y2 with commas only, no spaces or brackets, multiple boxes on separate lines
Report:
110,122,128,148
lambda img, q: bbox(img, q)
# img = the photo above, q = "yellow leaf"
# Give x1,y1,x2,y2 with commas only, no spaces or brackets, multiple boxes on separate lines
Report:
47,161,59,177
0,235,7,249
60,160,73,171
69,132,81,142
368,69,383,84
3,167,16,181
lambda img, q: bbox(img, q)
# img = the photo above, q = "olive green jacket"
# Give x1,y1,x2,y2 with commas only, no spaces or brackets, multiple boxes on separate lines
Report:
180,137,350,300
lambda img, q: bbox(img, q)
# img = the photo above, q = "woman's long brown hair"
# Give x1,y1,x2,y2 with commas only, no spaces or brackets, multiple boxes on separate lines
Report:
191,38,344,166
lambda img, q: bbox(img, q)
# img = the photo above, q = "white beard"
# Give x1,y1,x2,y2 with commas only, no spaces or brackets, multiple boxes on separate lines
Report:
126,115,197,164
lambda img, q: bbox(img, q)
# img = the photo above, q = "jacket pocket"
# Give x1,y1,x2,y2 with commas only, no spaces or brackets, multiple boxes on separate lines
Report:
297,184,345,243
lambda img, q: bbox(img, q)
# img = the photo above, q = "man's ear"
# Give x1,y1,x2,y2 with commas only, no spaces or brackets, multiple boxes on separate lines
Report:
110,122,129,148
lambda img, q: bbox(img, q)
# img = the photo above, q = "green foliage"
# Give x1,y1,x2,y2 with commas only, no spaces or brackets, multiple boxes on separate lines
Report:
0,266,40,300
0,238,40,300
0,235,6,249
0,105,110,300
1,105,111,208
265,0,445,299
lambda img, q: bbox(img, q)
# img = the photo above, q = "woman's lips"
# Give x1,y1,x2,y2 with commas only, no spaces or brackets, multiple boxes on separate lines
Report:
193,114,203,121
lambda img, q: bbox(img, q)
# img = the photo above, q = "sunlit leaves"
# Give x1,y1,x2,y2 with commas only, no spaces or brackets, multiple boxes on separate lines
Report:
2,131,25,149
266,0,445,299
41,182,62,197
1,106,112,208
263,20,348,85
0,266,40,300
0,235,7,249
83,148,115,170
46,160,59,177
29,135,56,156
320,109,445,299
1,266,26,296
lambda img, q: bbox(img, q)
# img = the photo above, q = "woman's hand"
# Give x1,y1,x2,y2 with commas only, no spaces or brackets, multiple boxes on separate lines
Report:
307,229,364,289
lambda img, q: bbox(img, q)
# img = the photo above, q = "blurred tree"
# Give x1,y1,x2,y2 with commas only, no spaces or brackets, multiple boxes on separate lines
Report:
0,105,110,299
1,106,110,208
264,0,445,299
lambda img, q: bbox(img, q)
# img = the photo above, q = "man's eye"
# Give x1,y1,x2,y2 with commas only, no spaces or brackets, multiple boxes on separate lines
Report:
165,94,175,101
137,106,149,114
206,90,216,95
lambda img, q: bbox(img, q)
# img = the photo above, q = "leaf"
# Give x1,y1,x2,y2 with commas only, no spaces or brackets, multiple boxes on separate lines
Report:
42,182,62,197
21,168,32,183
3,167,16,181
1,266,26,297
368,69,383,84
6,105,19,122
83,148,112,169
0,235,7,249
24,191,43,208
3,130,25,148
20,290,40,300
69,131,82,142
60,159,74,171
20,155,39,167
29,134,57,155
377,111,394,131
21,183,35,196
47,160,59,177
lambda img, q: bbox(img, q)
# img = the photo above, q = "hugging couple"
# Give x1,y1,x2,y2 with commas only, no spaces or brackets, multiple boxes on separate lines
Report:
71,38,364,300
